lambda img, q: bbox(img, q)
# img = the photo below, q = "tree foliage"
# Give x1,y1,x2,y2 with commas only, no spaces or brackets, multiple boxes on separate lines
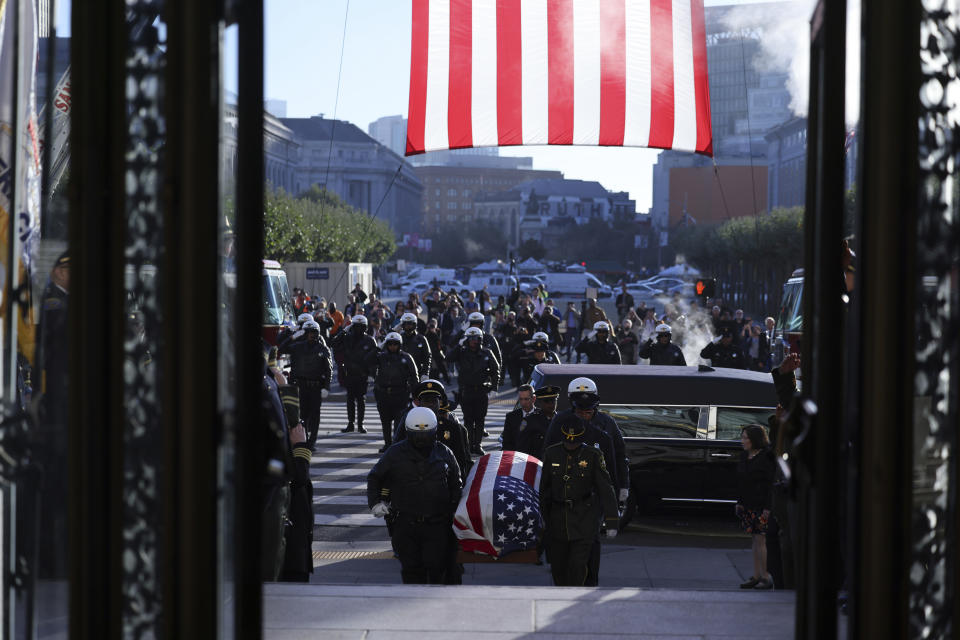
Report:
263,186,397,264
671,207,804,316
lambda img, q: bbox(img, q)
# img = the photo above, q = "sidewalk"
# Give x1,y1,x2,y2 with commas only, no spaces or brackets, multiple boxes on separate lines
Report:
264,582,795,639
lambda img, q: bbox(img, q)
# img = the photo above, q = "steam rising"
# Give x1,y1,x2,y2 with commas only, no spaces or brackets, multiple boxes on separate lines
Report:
719,0,861,126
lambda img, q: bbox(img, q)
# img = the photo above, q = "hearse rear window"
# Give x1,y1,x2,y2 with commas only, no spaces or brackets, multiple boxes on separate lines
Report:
604,406,700,439
715,407,776,441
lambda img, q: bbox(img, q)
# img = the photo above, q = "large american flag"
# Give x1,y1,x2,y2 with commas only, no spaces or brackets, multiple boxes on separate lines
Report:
406,0,712,156
453,450,543,558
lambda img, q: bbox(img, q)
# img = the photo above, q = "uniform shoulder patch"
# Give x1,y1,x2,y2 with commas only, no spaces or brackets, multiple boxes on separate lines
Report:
43,297,63,311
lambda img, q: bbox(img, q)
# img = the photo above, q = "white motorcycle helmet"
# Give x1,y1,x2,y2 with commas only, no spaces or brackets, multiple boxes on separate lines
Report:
351,314,368,326
567,376,600,410
384,331,403,345
532,331,549,343
593,321,610,333
464,326,484,339
297,313,313,325
655,323,672,336
468,311,485,324
302,320,321,333
401,312,418,324
405,406,438,447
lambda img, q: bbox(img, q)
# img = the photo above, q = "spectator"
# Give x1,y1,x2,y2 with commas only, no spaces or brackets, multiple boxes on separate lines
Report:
735,424,776,590
344,294,359,318
464,291,480,315
581,298,608,331
351,281,368,305
639,308,657,342
327,301,345,336
615,319,640,365
562,301,581,362
615,283,635,323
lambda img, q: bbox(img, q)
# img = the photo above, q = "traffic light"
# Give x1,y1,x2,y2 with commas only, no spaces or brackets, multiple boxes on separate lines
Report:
695,278,716,298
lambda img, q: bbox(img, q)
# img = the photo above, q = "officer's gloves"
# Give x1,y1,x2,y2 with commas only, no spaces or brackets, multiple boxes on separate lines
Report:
618,488,629,503
371,502,390,518
606,529,618,538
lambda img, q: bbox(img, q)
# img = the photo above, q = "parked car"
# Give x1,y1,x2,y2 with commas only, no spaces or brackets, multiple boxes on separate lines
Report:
528,363,778,527
535,272,613,298
517,274,545,293
467,273,519,297
403,278,464,297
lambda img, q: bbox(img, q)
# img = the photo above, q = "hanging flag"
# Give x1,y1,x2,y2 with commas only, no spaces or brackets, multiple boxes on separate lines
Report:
406,0,712,157
453,450,543,558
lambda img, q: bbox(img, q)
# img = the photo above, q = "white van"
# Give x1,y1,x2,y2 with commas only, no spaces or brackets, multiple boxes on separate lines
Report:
536,272,613,298
467,273,519,297
399,267,456,287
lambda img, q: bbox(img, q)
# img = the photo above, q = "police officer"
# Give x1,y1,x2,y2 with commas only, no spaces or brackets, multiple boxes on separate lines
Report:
535,385,561,424
700,326,746,369
457,311,503,377
575,321,623,364
367,407,462,584
501,384,550,459
278,320,332,449
277,312,316,349
399,312,432,380
516,331,562,383
331,315,378,433
367,332,419,452
639,323,688,366
395,379,472,482
275,382,315,582
447,326,500,455
539,420,619,586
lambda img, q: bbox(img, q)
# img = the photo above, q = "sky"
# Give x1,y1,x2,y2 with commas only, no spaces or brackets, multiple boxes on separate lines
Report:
245,0,809,212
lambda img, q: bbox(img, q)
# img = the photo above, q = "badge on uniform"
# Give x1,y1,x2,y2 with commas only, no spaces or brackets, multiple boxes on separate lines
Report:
579,460,588,468
443,430,451,440
519,419,526,432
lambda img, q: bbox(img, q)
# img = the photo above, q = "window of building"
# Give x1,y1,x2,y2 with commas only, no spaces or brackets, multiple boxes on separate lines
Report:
435,188,440,196
447,202,458,209
462,202,471,209
448,188,457,196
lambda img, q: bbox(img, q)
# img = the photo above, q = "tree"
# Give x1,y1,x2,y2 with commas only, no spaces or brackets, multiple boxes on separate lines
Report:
264,187,397,264
517,239,546,261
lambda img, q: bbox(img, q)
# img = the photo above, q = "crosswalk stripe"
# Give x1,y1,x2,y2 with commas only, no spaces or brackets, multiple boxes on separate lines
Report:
312,481,368,490
314,495,368,506
314,513,386,527
310,457,381,466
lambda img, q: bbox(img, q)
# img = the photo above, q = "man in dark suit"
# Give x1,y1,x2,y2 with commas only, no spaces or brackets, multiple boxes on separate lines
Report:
501,384,549,459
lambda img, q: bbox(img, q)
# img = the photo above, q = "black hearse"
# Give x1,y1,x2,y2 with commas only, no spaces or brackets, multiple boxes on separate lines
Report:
529,364,778,525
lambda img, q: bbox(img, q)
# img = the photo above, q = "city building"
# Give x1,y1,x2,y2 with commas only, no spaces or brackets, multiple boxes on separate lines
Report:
281,116,423,234
264,98,288,118
473,178,636,251
367,115,407,156
220,105,301,196
415,165,562,231
765,116,808,209
647,2,798,246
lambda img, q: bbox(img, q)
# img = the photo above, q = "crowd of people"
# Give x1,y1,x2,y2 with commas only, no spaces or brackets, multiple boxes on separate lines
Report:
261,280,790,587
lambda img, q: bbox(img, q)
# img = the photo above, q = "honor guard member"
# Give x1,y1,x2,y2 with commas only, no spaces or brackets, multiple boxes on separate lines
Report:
331,315,378,433
261,348,292,581
395,379,472,482
700,326,747,369
367,407,462,584
278,320,332,450
276,384,315,582
517,331,562,383
446,327,500,455
501,384,550,459
277,312,316,349
399,312,432,380
464,311,503,377
367,332,419,453
575,321,623,364
539,420,619,586
639,324,688,366
535,385,561,424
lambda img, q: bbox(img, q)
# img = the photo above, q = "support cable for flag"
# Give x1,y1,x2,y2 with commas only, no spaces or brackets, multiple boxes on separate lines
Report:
317,0,351,233
712,159,733,221
738,30,763,257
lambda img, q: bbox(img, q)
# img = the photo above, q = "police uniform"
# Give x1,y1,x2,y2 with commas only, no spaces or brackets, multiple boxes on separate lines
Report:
367,345,419,449
638,339,688,365
401,329,432,379
276,384,314,582
394,381,472,481
539,436,619,586
501,405,550,460
575,337,623,364
366,439,462,584
279,334,333,449
261,362,292,581
516,340,562,383
331,327,379,432
446,341,500,453
700,330,746,369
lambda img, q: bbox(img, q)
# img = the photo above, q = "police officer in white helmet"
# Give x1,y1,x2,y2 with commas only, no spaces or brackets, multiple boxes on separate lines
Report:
575,321,623,364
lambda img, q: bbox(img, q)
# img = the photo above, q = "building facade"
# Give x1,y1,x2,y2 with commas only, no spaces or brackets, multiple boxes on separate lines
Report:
765,116,808,209
415,165,562,230
221,106,301,196
282,116,423,234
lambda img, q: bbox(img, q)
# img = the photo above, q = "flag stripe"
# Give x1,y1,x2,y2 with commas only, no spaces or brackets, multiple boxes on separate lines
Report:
472,0,499,146
671,0,697,152
497,449,516,476
523,457,539,486
547,0,574,144
599,0,626,146
623,0,652,147
406,0,430,154
466,454,490,538
648,0,674,149
520,0,548,144
424,0,451,151
496,0,523,145
690,0,712,155
572,0,601,145
449,0,473,149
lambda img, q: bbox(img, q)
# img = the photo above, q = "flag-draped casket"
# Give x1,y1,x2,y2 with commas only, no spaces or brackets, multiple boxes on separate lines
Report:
453,451,543,558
